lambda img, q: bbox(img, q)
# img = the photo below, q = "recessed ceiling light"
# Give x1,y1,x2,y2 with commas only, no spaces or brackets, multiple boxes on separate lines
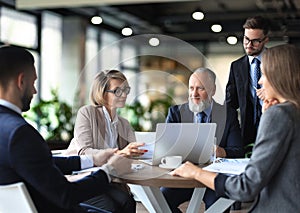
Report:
227,36,238,45
122,27,133,36
91,16,102,25
192,11,204,20
211,24,222,33
149,37,160,46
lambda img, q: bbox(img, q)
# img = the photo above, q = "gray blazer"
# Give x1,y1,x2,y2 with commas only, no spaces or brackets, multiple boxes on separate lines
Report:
66,105,136,155
215,102,300,212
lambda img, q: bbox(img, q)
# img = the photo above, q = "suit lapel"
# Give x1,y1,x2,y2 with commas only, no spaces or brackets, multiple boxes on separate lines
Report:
95,107,106,142
116,118,128,149
239,56,250,90
180,103,194,122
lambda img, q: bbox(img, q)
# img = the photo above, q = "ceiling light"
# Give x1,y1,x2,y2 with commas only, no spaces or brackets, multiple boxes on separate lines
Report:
149,37,160,47
211,24,222,33
121,27,133,36
192,11,204,20
91,16,102,25
227,36,238,45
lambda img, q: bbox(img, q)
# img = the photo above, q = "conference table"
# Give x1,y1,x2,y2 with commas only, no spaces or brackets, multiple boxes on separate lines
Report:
67,160,235,213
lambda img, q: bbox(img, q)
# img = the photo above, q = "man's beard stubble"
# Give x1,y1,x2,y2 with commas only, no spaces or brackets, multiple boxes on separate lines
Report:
21,89,33,112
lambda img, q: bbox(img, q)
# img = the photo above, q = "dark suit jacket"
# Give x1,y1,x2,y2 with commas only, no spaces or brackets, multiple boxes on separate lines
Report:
226,55,260,148
165,101,244,158
0,105,110,213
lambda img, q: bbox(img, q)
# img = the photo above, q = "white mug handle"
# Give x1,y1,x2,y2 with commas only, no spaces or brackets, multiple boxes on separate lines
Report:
161,157,166,164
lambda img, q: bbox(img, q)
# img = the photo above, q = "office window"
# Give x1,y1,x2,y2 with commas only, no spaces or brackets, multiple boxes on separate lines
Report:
83,26,99,103
121,44,139,103
99,30,121,70
41,11,62,100
0,7,37,48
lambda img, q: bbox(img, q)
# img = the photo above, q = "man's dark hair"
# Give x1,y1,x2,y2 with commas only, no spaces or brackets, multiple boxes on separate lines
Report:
0,45,34,88
243,16,270,36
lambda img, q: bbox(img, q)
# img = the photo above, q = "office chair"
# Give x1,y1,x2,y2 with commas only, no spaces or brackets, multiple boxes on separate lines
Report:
0,182,37,213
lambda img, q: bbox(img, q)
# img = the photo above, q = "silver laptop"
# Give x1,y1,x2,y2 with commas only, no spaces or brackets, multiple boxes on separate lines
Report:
138,123,217,166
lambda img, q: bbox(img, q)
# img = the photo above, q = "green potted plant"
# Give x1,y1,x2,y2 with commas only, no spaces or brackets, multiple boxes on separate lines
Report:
118,94,174,131
24,89,75,150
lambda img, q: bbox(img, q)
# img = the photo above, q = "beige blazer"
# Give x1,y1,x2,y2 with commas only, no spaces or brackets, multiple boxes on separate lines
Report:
66,105,136,155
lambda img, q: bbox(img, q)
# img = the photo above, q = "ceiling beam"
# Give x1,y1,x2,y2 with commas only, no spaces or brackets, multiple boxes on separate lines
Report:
16,0,199,9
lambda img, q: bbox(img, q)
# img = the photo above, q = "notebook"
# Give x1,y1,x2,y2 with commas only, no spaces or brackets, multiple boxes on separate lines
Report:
137,123,217,166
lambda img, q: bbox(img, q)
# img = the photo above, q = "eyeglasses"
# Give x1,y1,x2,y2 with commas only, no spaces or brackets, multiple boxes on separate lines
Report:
106,86,131,97
243,35,267,46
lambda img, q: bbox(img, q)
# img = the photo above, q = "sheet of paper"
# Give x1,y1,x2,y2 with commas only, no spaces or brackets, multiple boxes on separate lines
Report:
203,158,250,175
138,143,154,159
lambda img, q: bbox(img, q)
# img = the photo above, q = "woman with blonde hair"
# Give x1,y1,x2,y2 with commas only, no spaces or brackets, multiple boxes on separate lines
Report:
66,70,146,159
171,44,300,212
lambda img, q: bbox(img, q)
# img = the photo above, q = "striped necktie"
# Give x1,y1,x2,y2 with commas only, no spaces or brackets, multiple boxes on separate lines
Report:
196,111,207,123
253,58,261,89
253,58,262,127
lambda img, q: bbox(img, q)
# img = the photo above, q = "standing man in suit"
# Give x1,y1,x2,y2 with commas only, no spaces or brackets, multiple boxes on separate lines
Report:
161,68,244,212
0,45,135,213
226,16,270,152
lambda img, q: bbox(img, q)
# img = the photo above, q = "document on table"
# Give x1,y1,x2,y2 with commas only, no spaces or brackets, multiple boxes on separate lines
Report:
140,143,154,159
203,158,250,175
71,164,148,175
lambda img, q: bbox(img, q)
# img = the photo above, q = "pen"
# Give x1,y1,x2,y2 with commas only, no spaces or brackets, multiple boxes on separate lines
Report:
72,171,81,175
253,85,257,90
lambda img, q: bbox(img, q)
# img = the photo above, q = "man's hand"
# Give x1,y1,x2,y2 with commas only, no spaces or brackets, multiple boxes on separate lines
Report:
106,154,133,176
92,148,117,166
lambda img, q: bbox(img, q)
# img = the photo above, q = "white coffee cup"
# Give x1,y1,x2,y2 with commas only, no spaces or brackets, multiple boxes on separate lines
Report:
161,156,182,168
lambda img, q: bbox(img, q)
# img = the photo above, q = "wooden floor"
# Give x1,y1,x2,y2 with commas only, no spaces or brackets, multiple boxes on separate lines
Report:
136,201,251,213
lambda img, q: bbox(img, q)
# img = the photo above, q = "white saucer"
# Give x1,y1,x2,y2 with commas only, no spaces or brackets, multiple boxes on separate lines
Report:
158,164,180,169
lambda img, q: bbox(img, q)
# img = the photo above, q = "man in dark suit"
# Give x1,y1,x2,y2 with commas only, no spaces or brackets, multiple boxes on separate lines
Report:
226,16,270,152
0,46,135,213
161,68,244,212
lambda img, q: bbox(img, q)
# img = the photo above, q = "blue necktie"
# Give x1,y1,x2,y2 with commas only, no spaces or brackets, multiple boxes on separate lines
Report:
253,58,261,90
197,112,207,123
253,58,262,127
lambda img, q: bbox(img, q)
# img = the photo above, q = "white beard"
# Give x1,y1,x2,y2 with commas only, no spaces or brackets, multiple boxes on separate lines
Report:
188,97,211,113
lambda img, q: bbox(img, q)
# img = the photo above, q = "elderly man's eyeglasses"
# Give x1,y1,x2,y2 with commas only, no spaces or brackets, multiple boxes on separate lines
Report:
106,86,131,97
243,35,267,46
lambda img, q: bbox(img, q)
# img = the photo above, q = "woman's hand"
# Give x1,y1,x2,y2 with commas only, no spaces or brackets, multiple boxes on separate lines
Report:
170,161,200,179
171,161,217,190
117,142,147,157
256,88,265,101
257,88,279,113
262,98,279,113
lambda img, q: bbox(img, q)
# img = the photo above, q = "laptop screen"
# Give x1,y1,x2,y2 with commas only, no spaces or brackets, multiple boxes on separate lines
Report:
136,123,217,166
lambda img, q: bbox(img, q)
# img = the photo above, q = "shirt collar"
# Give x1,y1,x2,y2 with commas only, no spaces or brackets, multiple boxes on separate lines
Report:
248,49,265,64
0,99,22,114
103,106,118,124
249,55,262,64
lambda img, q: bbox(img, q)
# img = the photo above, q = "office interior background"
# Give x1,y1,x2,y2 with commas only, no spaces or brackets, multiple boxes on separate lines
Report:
1,0,299,138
